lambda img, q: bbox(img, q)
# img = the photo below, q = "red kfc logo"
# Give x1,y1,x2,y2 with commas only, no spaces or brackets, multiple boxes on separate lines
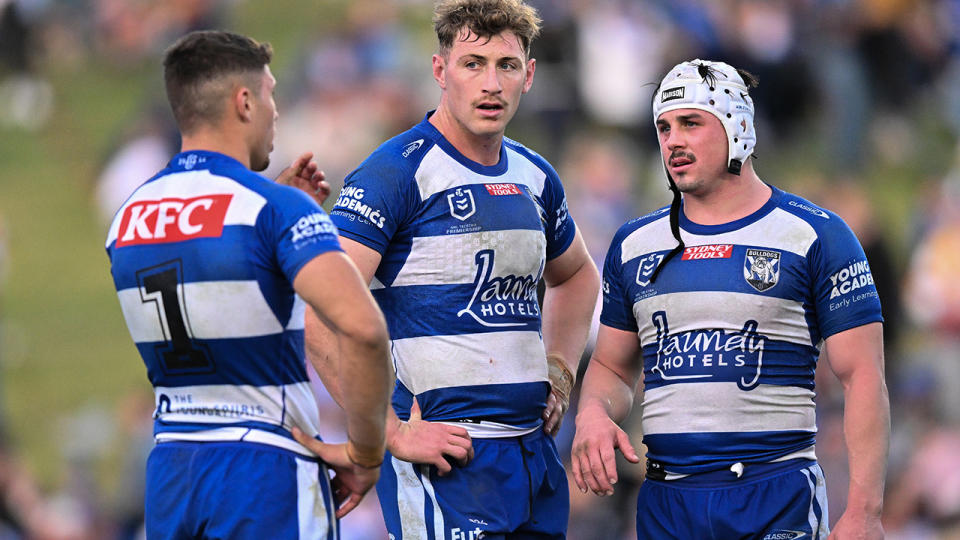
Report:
116,194,233,246
681,244,734,260
484,183,522,196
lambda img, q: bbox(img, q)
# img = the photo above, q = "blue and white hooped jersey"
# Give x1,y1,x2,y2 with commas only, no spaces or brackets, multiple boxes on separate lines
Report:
601,185,882,475
330,113,576,436
105,150,342,455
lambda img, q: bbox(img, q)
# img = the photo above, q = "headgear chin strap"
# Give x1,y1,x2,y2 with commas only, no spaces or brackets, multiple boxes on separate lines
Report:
647,59,756,284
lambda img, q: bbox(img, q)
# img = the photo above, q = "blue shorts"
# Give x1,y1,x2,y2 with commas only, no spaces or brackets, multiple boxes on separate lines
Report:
145,441,338,540
636,459,830,540
377,428,569,539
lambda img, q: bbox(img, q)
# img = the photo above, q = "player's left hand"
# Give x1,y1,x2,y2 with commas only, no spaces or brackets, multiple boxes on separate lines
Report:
542,388,568,436
543,353,574,436
275,152,331,206
827,509,884,540
292,426,381,519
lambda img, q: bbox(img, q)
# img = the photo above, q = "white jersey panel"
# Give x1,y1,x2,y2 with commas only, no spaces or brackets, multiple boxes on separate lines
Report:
415,145,548,201
392,330,548,394
635,291,812,347
642,382,816,434
391,229,547,287
116,280,284,341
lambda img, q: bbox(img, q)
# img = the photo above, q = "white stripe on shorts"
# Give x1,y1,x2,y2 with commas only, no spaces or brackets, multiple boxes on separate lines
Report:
802,464,829,539
297,459,336,540
392,457,446,539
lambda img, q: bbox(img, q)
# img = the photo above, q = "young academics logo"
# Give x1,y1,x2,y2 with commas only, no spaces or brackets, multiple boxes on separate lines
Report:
448,187,476,221
636,253,665,287
744,249,780,292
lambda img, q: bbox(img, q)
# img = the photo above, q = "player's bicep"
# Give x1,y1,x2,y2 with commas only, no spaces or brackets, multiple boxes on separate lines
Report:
591,323,643,387
822,322,884,386
339,236,383,285
543,229,592,287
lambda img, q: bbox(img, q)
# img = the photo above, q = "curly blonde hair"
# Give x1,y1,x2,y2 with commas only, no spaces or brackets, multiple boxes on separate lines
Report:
433,0,542,58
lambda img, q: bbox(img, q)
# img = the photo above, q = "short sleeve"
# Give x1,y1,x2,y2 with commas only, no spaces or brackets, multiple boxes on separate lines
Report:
599,232,638,332
541,170,576,260
260,187,343,284
808,217,884,339
329,160,415,254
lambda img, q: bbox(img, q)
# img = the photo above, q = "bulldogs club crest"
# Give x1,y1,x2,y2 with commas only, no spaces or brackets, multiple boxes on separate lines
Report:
636,253,665,287
447,187,476,221
744,249,781,292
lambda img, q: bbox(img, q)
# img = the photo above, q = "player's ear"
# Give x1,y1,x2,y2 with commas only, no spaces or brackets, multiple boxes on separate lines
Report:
432,53,446,89
234,83,254,123
522,57,536,94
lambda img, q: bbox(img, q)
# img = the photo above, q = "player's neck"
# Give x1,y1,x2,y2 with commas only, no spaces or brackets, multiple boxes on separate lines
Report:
682,165,771,226
180,127,251,170
429,107,503,166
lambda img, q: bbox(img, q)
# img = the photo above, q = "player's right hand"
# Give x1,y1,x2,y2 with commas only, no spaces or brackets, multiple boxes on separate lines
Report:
570,404,639,497
292,426,380,518
387,398,474,476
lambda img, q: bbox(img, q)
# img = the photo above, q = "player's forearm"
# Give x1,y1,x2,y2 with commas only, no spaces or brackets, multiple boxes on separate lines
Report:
337,321,393,461
842,366,890,516
304,309,344,407
577,358,636,424
541,257,600,375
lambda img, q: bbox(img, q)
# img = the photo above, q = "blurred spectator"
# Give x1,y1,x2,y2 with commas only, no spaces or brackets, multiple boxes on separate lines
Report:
0,0,53,131
884,370,960,539
93,104,179,223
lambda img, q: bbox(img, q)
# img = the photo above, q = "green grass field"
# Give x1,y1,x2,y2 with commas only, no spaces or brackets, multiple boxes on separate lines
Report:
0,0,355,490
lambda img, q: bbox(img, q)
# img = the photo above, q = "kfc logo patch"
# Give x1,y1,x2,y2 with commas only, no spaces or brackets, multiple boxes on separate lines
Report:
117,195,232,247
682,244,733,260
484,183,522,196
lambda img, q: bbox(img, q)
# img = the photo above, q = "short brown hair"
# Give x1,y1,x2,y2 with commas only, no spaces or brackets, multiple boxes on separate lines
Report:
162,30,273,133
433,0,542,58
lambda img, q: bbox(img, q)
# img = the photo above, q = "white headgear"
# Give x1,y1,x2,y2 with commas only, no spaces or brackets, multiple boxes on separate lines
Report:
652,59,756,174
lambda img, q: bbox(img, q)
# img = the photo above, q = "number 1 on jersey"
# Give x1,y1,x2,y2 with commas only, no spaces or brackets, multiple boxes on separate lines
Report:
137,260,215,375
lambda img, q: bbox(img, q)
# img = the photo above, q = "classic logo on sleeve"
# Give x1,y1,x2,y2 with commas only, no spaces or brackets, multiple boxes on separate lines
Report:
116,194,232,246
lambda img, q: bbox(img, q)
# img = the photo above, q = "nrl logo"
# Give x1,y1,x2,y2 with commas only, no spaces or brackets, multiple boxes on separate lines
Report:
636,253,665,287
744,249,780,292
447,187,476,221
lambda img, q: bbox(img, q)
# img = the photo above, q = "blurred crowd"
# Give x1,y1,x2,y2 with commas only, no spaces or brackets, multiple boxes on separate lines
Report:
4,0,960,538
